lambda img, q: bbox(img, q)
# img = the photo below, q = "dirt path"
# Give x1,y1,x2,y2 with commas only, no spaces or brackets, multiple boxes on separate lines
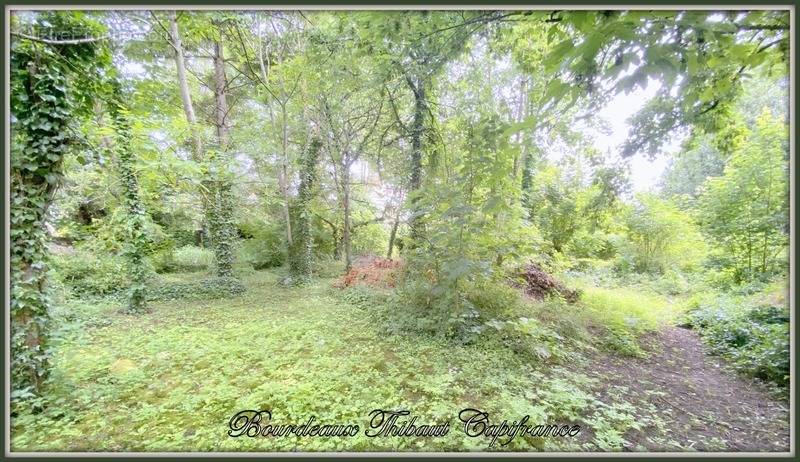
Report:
586,326,790,452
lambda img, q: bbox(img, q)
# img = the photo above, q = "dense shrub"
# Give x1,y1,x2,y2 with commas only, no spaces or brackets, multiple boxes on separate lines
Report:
615,193,707,273
50,251,131,297
338,285,391,308
352,222,389,256
236,219,285,269
237,238,285,270
171,245,214,272
682,290,789,388
148,248,177,273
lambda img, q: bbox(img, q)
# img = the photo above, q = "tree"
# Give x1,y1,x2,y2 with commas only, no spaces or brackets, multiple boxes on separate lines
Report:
357,11,498,245
106,84,149,313
287,138,323,281
531,10,789,158
310,18,386,271
620,193,707,273
697,109,788,282
207,25,237,278
10,12,110,394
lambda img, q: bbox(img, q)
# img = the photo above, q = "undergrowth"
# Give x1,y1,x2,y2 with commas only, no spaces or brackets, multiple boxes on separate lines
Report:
13,269,654,452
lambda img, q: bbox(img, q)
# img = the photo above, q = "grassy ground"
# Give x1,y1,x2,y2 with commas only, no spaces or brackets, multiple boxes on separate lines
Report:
10,268,787,452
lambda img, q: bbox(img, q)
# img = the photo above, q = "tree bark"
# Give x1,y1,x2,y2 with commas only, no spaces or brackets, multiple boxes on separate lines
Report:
288,138,323,281
387,211,400,259
209,36,236,278
168,11,202,159
406,75,426,245
342,156,353,271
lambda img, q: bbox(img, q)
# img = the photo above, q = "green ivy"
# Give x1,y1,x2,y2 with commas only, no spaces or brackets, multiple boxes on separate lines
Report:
10,12,110,394
107,83,149,314
287,138,322,282
206,177,236,278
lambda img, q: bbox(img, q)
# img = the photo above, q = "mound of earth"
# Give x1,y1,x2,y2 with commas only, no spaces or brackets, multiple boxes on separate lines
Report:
516,262,580,302
333,256,403,289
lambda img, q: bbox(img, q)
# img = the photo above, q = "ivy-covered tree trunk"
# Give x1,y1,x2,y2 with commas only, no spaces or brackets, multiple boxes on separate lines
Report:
406,76,427,246
288,138,323,281
108,91,149,314
9,19,103,392
209,37,236,278
341,156,353,272
521,143,535,217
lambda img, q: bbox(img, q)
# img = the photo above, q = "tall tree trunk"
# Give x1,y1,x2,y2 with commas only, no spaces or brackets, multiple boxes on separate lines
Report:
11,54,72,392
342,156,353,272
108,91,149,313
387,211,400,259
406,76,426,245
168,11,202,159
278,104,293,245
167,10,215,251
209,37,236,278
288,138,323,281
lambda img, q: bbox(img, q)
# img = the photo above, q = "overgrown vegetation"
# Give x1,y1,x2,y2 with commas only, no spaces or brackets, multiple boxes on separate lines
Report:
682,282,790,389
9,8,789,453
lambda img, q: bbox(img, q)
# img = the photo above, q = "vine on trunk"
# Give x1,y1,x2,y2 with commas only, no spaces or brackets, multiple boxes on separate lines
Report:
287,138,323,282
10,12,108,395
107,85,149,313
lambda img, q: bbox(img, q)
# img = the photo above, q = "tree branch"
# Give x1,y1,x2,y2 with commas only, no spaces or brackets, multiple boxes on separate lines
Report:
11,31,109,45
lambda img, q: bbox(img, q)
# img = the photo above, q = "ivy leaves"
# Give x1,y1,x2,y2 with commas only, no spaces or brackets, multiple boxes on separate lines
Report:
10,11,113,395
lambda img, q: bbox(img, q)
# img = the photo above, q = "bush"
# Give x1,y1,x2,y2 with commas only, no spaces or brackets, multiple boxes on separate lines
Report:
682,290,789,388
172,245,214,272
238,238,284,270
149,248,177,273
148,276,246,301
337,285,390,309
237,222,285,270
616,193,707,274
50,251,130,297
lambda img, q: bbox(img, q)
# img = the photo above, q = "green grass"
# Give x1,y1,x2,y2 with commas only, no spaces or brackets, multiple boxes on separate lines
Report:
576,284,680,357
12,269,669,452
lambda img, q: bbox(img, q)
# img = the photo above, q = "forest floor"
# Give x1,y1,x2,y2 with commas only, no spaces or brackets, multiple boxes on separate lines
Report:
10,268,791,453
586,327,789,451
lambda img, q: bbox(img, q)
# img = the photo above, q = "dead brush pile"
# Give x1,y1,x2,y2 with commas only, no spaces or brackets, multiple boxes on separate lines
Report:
333,255,404,289
514,262,580,303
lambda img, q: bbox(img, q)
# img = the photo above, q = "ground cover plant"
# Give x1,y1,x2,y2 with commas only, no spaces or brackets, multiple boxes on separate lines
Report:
9,8,790,453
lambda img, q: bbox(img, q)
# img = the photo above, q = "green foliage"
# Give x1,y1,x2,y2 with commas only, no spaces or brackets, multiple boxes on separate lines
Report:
107,85,149,314
536,10,789,157
660,134,726,199
206,178,237,278
527,156,624,257
697,109,788,283
682,286,789,388
8,9,790,449
287,138,323,282
169,245,214,272
10,11,112,393
50,251,131,298
580,286,675,357
402,114,536,328
616,193,706,273
237,222,286,270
